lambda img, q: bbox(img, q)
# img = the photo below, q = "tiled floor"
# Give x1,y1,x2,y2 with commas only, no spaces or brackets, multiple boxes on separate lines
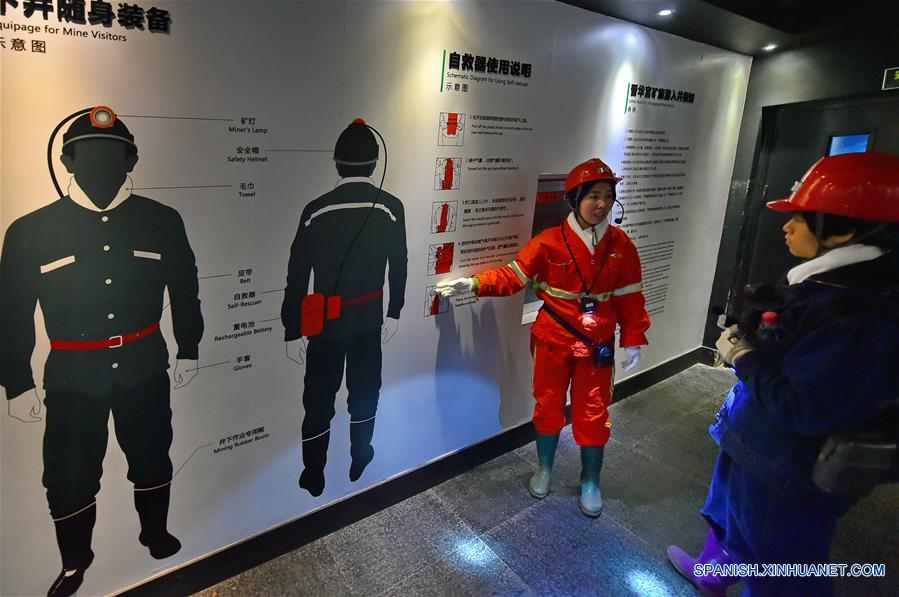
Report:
197,365,898,596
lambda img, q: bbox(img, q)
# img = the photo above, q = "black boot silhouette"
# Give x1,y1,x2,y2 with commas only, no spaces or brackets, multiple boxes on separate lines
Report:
349,418,376,481
47,504,96,597
299,431,329,496
134,484,181,559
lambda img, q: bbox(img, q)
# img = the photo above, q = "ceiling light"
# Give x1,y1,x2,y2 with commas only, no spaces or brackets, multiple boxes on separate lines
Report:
657,9,674,16
762,44,778,52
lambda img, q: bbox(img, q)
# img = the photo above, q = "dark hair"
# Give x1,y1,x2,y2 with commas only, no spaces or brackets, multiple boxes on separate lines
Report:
62,140,138,160
568,181,616,209
336,162,377,178
799,211,898,251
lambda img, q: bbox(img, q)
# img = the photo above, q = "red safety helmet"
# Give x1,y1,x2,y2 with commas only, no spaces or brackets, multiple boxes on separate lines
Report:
564,158,622,196
767,152,899,222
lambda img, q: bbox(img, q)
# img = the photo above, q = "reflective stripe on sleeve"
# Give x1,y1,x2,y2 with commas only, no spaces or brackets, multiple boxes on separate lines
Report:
508,260,529,283
612,282,643,297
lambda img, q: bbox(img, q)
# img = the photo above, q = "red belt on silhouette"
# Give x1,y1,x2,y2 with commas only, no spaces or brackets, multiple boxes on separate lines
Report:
50,322,161,350
343,289,383,306
301,290,384,337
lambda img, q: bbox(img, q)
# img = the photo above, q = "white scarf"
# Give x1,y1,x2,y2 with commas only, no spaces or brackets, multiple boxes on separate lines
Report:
68,176,133,212
786,244,885,285
567,212,609,252
336,176,375,187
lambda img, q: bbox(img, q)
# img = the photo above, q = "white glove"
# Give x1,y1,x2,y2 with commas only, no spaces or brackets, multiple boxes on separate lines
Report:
286,338,307,365
715,324,754,366
173,359,199,389
620,346,642,372
382,317,399,344
435,277,474,298
8,389,42,423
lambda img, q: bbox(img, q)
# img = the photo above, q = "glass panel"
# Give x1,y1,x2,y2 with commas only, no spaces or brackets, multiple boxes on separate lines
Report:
828,134,869,156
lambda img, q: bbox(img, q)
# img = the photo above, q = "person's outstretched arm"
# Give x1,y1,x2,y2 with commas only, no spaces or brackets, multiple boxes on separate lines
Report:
437,235,544,298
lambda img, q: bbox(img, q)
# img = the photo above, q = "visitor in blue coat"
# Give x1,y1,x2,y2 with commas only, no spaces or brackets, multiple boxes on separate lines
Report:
667,152,899,597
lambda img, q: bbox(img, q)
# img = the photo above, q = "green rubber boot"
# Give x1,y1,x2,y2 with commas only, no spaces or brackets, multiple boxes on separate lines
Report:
528,433,560,498
579,446,604,517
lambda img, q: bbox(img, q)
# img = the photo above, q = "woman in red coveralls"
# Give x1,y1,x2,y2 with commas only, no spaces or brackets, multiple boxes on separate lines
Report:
436,158,650,516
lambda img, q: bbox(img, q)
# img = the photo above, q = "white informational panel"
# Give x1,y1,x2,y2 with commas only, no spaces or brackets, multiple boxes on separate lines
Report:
0,2,750,594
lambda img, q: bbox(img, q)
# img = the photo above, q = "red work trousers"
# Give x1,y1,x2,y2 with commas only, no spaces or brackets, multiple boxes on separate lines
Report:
530,337,614,447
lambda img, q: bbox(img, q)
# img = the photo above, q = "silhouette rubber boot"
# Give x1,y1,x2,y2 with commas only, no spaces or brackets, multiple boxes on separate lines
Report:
528,433,560,498
579,446,604,517
349,418,376,482
667,528,739,596
48,503,96,597
299,430,329,496
134,484,181,559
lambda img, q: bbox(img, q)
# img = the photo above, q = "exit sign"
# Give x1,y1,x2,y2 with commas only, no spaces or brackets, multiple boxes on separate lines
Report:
884,67,899,91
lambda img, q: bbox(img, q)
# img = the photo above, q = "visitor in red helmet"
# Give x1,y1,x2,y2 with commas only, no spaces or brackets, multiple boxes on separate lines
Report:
668,151,899,596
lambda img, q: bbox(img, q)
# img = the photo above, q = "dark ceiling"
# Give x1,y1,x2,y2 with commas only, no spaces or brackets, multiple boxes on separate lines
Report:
562,0,897,56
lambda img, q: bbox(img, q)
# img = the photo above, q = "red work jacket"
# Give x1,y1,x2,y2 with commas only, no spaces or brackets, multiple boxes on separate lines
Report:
476,219,649,354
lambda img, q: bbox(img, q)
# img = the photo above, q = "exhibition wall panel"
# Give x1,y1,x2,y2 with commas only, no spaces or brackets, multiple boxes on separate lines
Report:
0,2,749,594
